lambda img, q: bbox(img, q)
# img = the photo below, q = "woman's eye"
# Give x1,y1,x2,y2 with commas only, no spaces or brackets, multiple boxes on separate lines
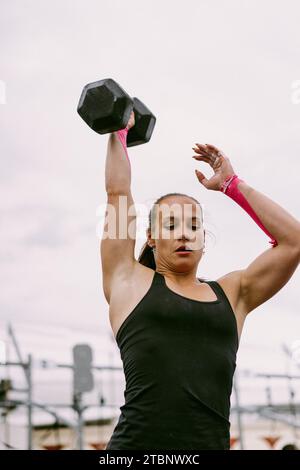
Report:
164,224,199,231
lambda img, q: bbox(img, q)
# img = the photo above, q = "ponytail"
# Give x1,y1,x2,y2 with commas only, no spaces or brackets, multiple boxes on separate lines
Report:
138,241,156,270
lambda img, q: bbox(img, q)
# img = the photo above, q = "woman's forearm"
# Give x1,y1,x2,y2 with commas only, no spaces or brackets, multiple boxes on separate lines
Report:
105,130,131,194
237,180,300,247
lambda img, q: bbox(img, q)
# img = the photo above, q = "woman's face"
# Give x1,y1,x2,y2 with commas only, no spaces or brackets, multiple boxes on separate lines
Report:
148,195,205,272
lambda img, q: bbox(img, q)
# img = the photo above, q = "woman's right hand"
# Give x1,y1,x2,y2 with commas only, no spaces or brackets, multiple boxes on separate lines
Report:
126,111,135,130
192,143,236,191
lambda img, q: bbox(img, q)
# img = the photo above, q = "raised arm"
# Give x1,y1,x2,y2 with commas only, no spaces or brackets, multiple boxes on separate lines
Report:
192,142,300,316
101,112,136,303
230,180,300,314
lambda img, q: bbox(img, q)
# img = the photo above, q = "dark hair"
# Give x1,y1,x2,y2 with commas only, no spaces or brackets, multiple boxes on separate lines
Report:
281,443,298,450
137,192,205,271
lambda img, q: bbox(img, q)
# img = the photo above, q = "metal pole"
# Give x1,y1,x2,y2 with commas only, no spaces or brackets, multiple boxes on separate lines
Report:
8,320,33,449
7,324,29,386
27,354,33,450
73,392,84,450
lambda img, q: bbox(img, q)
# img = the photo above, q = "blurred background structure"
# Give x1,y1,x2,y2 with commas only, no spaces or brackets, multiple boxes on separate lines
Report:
0,321,300,450
1,0,300,450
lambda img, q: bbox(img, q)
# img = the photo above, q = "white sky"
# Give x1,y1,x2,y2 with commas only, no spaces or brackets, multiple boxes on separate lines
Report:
1,0,300,374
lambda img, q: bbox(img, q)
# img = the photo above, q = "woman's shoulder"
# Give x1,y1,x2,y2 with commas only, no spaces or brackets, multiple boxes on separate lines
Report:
198,276,211,283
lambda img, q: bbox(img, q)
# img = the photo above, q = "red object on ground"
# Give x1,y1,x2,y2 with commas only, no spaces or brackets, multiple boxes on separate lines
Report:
262,435,281,449
42,444,67,450
89,441,107,450
230,436,240,449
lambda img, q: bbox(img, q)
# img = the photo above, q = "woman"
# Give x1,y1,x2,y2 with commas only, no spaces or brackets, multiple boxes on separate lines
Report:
101,112,300,450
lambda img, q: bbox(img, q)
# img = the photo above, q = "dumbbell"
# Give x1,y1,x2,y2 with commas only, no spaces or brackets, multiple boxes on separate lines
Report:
77,78,156,147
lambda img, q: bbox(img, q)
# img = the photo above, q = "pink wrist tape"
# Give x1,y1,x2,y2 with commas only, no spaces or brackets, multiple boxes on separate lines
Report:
116,127,131,167
220,174,278,247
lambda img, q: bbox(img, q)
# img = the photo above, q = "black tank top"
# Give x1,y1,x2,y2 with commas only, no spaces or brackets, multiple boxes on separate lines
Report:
105,270,239,450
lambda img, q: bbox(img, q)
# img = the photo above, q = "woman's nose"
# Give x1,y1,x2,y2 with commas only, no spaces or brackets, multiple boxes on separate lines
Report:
178,233,190,241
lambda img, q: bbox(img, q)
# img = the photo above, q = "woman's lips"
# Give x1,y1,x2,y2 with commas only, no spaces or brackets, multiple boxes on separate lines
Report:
175,250,192,255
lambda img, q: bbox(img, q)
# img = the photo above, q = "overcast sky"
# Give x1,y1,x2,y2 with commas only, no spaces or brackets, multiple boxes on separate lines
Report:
1,0,300,373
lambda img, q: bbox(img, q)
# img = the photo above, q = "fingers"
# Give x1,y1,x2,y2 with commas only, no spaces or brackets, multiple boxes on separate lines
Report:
195,143,223,159
193,144,211,156
192,156,224,175
194,143,217,163
195,169,208,187
192,155,211,162
205,143,222,155
192,150,218,168
192,146,214,164
192,155,215,171
192,143,226,169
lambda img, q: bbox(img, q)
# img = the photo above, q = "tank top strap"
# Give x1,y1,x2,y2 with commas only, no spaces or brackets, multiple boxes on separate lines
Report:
200,280,220,302
155,273,227,306
205,280,231,308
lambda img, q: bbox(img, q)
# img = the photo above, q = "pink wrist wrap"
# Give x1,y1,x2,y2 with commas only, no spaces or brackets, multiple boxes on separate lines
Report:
220,174,278,247
116,127,131,167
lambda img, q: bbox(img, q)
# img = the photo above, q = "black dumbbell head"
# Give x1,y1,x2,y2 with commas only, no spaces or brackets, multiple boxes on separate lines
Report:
77,78,133,134
126,97,156,147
